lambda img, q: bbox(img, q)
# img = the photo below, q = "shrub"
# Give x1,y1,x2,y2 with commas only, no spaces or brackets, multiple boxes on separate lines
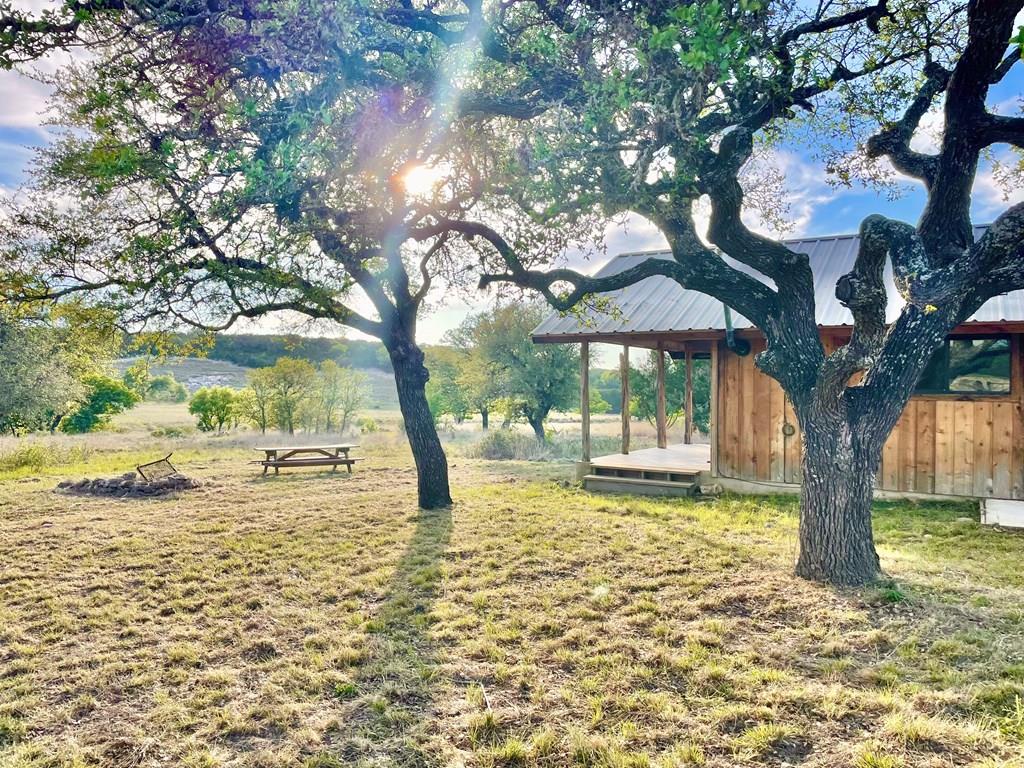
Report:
467,430,630,462
0,443,90,472
62,375,140,433
147,374,188,402
150,425,196,438
358,417,378,434
189,387,237,433
472,429,531,460
0,443,52,471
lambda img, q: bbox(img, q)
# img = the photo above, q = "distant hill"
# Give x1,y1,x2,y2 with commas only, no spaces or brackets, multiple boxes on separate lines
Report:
114,356,400,410
114,356,249,390
128,332,392,371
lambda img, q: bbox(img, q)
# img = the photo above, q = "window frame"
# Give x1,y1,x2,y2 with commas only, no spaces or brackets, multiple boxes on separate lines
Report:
913,333,1014,399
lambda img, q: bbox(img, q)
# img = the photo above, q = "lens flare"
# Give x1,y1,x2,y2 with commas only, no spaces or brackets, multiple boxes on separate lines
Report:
402,163,445,197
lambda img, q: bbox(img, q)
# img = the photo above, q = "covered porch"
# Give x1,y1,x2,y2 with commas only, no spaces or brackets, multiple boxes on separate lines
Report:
572,336,718,496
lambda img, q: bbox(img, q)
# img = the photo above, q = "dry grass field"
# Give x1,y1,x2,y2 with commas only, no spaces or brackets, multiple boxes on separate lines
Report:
1,417,1023,768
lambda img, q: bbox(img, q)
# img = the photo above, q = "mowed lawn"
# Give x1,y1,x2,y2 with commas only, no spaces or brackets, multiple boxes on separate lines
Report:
1,443,1023,768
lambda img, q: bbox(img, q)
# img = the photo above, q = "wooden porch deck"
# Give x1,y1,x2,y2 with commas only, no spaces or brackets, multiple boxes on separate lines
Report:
590,443,711,473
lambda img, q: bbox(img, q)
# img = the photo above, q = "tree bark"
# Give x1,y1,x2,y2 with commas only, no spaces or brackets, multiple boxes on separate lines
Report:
528,414,546,441
794,410,882,585
388,335,452,510
480,407,489,431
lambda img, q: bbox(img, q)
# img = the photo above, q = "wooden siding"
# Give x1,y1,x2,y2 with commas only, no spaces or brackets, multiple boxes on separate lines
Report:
715,336,1024,499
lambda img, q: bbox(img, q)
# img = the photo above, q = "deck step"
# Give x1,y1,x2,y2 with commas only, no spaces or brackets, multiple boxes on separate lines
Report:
592,466,700,483
583,474,696,497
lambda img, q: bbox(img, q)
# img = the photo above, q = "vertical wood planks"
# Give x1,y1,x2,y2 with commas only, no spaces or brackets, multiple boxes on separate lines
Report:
952,401,975,496
915,400,936,495
900,404,917,492
710,331,1024,498
741,346,756,479
991,401,1013,497
973,401,993,497
769,377,786,482
710,342,719,476
751,341,771,480
881,416,901,490
725,348,741,477
934,402,955,495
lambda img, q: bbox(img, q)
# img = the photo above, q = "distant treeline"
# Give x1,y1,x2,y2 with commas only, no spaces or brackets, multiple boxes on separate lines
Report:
128,333,393,371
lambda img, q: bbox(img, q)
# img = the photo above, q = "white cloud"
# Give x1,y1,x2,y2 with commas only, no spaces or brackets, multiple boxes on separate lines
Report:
0,75,48,131
909,108,944,154
973,166,1024,220
597,215,669,262
0,69,57,132
739,149,838,237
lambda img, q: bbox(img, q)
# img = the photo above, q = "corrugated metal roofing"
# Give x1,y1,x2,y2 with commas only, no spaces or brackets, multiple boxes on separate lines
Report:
533,226,1024,338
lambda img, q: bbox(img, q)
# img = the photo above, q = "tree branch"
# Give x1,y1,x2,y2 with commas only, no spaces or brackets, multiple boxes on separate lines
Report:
817,215,900,401
864,62,949,186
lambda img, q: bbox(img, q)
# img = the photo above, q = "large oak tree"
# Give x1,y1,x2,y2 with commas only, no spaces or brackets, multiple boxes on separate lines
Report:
460,0,1024,584
1,0,583,508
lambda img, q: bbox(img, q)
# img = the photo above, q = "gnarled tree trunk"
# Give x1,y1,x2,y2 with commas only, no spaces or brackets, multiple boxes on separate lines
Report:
387,332,452,510
794,407,883,585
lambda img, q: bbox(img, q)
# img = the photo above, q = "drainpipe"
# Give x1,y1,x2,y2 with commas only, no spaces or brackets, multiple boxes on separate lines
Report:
723,305,751,356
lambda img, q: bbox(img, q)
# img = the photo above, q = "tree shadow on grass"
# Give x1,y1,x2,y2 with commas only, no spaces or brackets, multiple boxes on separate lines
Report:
343,505,453,766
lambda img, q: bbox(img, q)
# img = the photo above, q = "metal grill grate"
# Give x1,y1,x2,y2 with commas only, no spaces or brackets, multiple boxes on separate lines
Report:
136,454,177,482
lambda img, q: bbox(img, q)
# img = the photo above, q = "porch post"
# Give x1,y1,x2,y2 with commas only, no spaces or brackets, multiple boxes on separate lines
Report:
620,344,630,454
684,350,694,445
580,340,590,462
656,342,668,449
710,341,719,476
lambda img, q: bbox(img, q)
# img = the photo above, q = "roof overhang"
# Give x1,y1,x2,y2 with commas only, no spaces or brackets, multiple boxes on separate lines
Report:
533,320,1024,347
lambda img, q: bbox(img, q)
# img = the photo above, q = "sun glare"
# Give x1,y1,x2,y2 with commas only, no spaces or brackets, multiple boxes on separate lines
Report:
402,163,446,197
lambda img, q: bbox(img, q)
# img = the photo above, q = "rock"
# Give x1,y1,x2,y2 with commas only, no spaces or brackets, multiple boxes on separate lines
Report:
55,472,201,498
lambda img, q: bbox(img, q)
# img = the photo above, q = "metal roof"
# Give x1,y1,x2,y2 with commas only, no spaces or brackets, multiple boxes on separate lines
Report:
533,226,1024,339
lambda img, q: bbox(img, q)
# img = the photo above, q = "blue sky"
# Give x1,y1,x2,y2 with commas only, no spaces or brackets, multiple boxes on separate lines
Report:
1,44,1022,349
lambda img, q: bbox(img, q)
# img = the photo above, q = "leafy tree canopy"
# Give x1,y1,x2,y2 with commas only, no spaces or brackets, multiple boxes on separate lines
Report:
470,303,580,440
188,386,237,433
62,374,140,433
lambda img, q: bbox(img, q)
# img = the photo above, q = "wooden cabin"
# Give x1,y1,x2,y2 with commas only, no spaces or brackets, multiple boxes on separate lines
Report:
533,228,1024,506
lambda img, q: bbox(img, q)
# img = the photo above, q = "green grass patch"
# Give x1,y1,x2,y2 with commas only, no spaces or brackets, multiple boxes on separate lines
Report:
0,437,1021,766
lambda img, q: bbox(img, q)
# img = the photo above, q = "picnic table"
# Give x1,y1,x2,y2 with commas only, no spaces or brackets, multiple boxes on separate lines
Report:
254,443,361,475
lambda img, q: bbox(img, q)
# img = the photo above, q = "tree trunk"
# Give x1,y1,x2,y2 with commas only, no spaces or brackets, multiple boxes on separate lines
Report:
389,338,452,510
795,412,882,586
528,414,545,442
481,408,489,431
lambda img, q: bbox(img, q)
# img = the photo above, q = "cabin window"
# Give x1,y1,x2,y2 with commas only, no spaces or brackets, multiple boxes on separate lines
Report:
915,335,1012,395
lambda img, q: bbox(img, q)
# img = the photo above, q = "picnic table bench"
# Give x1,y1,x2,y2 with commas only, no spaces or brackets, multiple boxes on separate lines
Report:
254,443,361,475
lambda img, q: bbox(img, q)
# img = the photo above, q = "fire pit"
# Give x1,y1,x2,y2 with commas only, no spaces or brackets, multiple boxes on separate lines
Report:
57,471,201,498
